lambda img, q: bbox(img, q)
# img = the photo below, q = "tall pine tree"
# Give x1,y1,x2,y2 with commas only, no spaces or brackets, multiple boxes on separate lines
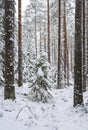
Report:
74,0,83,106
47,0,50,63
18,0,23,86
57,0,61,89
4,0,15,99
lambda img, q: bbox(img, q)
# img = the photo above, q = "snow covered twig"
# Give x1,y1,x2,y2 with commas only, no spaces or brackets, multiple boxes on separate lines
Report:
16,105,38,120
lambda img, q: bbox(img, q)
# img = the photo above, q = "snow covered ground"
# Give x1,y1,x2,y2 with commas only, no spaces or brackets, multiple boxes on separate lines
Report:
0,84,88,130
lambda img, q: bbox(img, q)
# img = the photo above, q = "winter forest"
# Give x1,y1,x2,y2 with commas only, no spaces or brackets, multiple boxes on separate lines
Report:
0,0,88,130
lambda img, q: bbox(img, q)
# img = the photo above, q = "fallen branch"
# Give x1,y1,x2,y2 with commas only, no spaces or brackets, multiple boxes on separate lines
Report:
16,105,38,120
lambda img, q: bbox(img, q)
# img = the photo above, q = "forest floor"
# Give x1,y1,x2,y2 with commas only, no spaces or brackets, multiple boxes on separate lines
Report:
0,83,88,130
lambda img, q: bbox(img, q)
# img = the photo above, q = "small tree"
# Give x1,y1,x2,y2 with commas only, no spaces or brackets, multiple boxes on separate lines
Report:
29,52,52,103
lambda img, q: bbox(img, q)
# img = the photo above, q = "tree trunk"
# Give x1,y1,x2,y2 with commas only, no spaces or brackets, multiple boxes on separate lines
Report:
44,16,46,52
70,36,73,73
86,1,88,86
57,0,61,89
74,0,83,106
18,0,23,87
67,44,69,86
40,23,42,53
63,0,69,86
35,0,37,57
53,29,56,65
82,0,86,92
47,0,50,63
4,0,15,99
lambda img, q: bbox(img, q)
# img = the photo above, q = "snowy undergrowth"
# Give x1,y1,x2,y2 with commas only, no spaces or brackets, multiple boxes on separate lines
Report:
0,84,88,130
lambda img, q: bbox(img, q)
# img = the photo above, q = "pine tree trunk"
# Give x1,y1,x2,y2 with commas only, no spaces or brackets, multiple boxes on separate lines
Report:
82,0,86,92
67,44,69,86
44,15,46,52
53,29,56,65
47,0,50,63
57,0,61,89
40,23,42,53
35,0,37,57
86,1,88,85
4,0,15,99
74,0,83,106
18,0,23,87
51,26,54,65
70,36,73,73
63,0,69,86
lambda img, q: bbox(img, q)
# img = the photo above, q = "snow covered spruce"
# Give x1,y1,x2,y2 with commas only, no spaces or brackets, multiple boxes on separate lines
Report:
29,53,53,102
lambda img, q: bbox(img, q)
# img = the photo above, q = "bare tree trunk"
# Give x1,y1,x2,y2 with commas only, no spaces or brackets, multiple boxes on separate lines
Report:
86,0,88,91
57,0,61,89
44,14,46,52
40,23,42,53
67,44,69,86
52,26,56,66
35,0,37,57
82,0,86,92
47,0,50,63
74,0,83,107
51,26,54,65
63,0,68,84
86,1,88,76
70,36,73,73
4,0,15,99
63,0,69,86
18,0,23,87
53,29,56,65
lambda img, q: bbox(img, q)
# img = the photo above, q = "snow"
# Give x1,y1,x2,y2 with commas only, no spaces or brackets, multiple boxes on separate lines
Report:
0,84,88,130
37,67,44,77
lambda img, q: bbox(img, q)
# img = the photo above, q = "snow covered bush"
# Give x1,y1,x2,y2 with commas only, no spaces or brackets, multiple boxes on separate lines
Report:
29,52,52,103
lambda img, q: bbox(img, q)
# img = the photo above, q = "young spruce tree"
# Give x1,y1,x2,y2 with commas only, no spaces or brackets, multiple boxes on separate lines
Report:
29,53,52,103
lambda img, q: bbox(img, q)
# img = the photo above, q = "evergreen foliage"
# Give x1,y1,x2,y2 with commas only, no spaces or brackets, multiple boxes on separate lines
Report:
29,52,52,103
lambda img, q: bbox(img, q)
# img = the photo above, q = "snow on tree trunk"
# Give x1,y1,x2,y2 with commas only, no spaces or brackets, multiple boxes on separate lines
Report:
4,0,15,99
74,0,83,106
18,0,23,87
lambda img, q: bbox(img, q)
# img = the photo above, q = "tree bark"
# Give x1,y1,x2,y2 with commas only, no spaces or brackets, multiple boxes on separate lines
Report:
63,0,69,86
74,0,83,106
82,0,86,92
18,0,23,87
86,1,88,87
40,23,42,53
57,0,61,89
4,0,15,99
44,15,46,53
47,0,50,63
35,0,37,57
